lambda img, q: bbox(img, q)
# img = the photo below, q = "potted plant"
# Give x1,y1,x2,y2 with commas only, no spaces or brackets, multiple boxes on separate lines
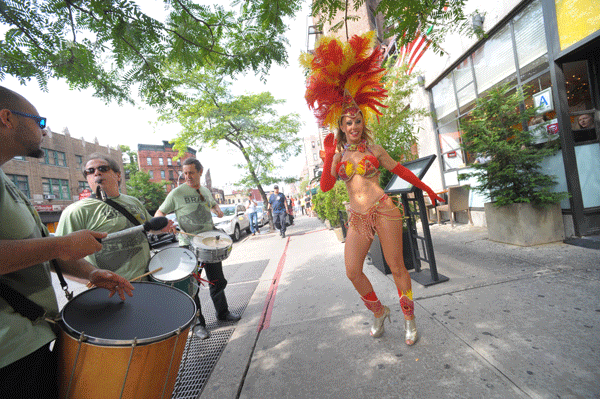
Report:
312,181,350,241
459,84,568,246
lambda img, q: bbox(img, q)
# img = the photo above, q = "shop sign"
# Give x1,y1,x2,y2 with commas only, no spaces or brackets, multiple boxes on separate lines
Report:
533,88,553,114
530,118,560,145
34,204,65,212
79,188,92,200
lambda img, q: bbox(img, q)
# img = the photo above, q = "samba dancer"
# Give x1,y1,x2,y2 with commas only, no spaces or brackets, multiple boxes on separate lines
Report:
0,86,134,398
301,33,444,345
156,158,241,341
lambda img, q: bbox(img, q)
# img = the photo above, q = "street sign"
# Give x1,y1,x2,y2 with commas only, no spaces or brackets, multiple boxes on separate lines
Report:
533,88,553,114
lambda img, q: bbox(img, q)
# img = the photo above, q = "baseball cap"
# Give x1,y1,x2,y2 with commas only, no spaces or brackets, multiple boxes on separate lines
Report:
274,185,279,189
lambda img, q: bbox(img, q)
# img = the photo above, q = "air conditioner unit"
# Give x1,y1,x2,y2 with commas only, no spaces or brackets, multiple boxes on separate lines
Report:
44,194,56,200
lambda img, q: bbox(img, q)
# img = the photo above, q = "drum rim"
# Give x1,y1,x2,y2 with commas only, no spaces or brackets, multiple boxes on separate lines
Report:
149,247,197,283
194,245,232,262
59,281,197,346
191,230,233,250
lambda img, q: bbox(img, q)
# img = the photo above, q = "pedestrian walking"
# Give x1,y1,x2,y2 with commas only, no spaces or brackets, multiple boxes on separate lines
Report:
302,32,444,345
246,193,259,235
268,185,287,238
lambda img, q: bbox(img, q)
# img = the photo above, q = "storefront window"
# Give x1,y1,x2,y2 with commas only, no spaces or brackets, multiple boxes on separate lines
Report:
564,60,597,143
454,58,476,112
565,60,593,111
438,119,466,169
473,25,517,94
514,0,547,77
432,75,456,121
430,0,557,171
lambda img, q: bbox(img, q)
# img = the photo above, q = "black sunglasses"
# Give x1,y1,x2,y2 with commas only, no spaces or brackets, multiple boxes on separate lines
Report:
84,165,111,177
10,110,47,129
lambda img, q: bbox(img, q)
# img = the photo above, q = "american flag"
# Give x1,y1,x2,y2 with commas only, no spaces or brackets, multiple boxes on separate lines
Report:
397,29,432,74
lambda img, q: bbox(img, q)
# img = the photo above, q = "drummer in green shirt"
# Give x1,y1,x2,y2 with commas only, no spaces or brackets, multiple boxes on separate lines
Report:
156,158,241,340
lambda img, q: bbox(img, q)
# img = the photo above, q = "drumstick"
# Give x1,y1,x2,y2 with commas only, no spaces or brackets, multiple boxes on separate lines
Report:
85,267,164,288
130,267,163,282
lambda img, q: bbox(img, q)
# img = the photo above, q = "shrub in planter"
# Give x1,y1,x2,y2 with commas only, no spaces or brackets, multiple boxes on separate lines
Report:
459,84,568,245
459,84,567,206
312,181,349,228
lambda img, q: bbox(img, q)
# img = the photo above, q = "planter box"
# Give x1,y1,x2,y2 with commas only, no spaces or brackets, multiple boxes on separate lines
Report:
368,231,416,274
484,202,564,246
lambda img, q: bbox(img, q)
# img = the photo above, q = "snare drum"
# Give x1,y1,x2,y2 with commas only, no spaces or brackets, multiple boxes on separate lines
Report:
149,247,197,293
57,282,196,399
191,230,233,263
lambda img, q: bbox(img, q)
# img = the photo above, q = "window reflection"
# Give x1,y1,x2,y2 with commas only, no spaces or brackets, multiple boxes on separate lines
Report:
564,60,597,143
565,61,592,111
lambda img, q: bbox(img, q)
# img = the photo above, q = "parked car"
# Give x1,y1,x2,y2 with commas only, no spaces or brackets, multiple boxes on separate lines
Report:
213,204,250,241
256,205,269,227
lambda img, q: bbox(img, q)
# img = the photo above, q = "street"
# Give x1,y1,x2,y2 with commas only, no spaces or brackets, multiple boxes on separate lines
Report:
51,214,600,398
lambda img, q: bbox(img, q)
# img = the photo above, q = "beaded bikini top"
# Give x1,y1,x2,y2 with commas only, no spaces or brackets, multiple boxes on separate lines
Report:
337,140,380,181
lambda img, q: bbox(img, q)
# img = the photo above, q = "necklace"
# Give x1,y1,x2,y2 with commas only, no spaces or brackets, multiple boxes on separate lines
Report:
344,140,367,152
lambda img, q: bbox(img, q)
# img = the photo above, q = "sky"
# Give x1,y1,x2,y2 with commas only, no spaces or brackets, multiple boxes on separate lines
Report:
1,1,318,192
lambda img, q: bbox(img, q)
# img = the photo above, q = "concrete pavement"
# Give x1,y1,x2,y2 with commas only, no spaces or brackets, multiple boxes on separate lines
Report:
202,215,599,399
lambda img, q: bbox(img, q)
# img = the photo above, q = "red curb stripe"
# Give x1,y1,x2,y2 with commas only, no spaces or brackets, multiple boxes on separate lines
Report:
258,237,290,332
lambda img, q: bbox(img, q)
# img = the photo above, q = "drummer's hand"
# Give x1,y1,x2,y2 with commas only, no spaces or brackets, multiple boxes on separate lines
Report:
88,269,134,300
154,219,176,234
58,230,106,261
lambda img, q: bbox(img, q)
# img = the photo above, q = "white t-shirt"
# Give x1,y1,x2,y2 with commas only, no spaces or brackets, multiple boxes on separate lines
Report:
246,199,257,213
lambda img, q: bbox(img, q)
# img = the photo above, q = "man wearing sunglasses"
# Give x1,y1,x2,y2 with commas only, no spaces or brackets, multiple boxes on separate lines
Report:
56,153,175,282
0,87,135,398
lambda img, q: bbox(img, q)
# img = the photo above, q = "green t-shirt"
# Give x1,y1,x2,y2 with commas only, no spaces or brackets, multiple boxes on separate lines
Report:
56,194,152,281
159,184,216,246
0,169,58,368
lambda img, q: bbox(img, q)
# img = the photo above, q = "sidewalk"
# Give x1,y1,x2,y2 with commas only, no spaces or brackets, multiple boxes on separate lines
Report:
202,215,600,399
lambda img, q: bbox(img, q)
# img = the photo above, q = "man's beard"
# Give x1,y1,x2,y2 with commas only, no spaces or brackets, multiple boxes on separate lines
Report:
27,148,44,158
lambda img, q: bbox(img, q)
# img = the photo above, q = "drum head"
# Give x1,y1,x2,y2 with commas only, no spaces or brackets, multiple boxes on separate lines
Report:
149,248,197,283
60,282,196,345
192,231,233,250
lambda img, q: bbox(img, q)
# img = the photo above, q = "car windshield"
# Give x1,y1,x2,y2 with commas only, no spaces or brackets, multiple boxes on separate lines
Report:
214,205,236,217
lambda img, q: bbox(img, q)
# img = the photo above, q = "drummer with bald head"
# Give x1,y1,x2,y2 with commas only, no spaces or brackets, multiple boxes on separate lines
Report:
0,87,135,398
156,157,241,340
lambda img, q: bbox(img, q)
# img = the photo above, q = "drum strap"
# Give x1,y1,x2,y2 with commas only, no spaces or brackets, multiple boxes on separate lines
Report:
90,193,142,227
0,281,46,322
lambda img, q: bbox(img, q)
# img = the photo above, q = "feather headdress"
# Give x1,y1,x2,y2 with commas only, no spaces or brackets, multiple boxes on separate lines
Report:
300,31,388,130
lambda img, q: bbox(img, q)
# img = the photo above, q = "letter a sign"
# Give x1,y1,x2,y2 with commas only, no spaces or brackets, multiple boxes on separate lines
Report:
533,88,553,114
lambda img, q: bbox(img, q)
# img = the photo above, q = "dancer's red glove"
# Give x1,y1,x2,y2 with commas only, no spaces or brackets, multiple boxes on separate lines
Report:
391,163,445,204
320,133,337,192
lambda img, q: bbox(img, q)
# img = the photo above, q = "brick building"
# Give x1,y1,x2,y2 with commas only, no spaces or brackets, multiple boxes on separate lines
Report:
137,141,196,192
1,127,124,231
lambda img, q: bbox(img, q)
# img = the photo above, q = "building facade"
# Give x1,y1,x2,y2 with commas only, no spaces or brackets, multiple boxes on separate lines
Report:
137,141,196,192
1,128,124,231
399,0,599,237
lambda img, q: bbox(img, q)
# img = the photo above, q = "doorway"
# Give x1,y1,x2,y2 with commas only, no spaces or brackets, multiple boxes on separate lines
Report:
559,46,600,236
